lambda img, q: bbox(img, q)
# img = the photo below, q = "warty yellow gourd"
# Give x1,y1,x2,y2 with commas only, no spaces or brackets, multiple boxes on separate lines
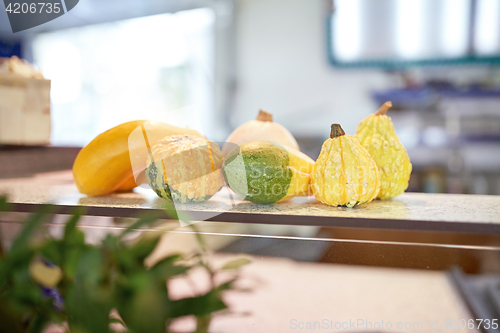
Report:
355,101,412,199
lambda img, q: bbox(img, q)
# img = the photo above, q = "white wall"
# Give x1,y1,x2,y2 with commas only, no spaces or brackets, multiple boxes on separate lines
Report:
231,0,392,138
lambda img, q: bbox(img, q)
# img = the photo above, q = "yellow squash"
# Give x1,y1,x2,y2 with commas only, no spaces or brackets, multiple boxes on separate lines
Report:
311,124,380,207
73,120,202,196
278,147,315,202
355,101,412,199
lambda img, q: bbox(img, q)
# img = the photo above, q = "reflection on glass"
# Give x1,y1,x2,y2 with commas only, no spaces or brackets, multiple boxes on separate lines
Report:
330,0,500,65
474,0,500,55
396,0,426,59
441,0,469,57
333,0,361,62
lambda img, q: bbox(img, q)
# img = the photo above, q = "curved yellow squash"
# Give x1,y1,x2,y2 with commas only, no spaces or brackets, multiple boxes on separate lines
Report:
311,124,380,207
73,120,202,196
278,148,314,202
355,102,412,199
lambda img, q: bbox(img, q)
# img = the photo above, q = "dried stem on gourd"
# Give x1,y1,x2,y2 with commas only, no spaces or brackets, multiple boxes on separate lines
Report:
330,124,345,138
257,109,273,122
375,101,392,115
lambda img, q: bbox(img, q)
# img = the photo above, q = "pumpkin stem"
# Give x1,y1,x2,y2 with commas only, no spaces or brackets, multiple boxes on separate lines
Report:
257,109,273,122
375,101,392,115
330,124,345,138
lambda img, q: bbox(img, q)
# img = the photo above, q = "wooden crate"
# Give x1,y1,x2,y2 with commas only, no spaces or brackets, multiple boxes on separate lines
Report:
0,73,51,145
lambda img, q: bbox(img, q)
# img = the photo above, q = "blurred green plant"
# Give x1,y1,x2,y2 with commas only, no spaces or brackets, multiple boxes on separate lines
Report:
0,196,250,333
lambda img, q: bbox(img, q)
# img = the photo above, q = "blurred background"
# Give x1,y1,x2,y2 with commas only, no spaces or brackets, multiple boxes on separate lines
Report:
0,0,500,195
1,4,500,325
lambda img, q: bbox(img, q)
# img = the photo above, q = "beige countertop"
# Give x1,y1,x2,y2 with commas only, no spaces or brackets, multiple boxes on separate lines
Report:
169,255,477,333
1,171,499,234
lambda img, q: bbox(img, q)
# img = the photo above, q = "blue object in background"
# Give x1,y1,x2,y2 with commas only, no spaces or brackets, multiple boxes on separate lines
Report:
40,260,65,311
372,85,500,110
41,286,65,311
0,40,22,58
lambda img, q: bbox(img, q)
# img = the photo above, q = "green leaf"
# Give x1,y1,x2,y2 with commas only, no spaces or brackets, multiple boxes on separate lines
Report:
0,196,11,212
9,205,53,255
195,315,212,333
65,246,113,333
101,234,119,251
0,261,7,289
66,280,113,333
63,209,84,246
63,247,81,282
26,311,52,333
109,317,126,326
216,280,235,292
60,212,86,281
7,247,34,270
39,240,63,266
64,229,85,249
150,255,190,280
150,254,183,267
73,247,103,284
0,301,24,333
220,258,251,270
128,233,161,262
115,274,170,333
170,289,228,318
9,279,43,306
